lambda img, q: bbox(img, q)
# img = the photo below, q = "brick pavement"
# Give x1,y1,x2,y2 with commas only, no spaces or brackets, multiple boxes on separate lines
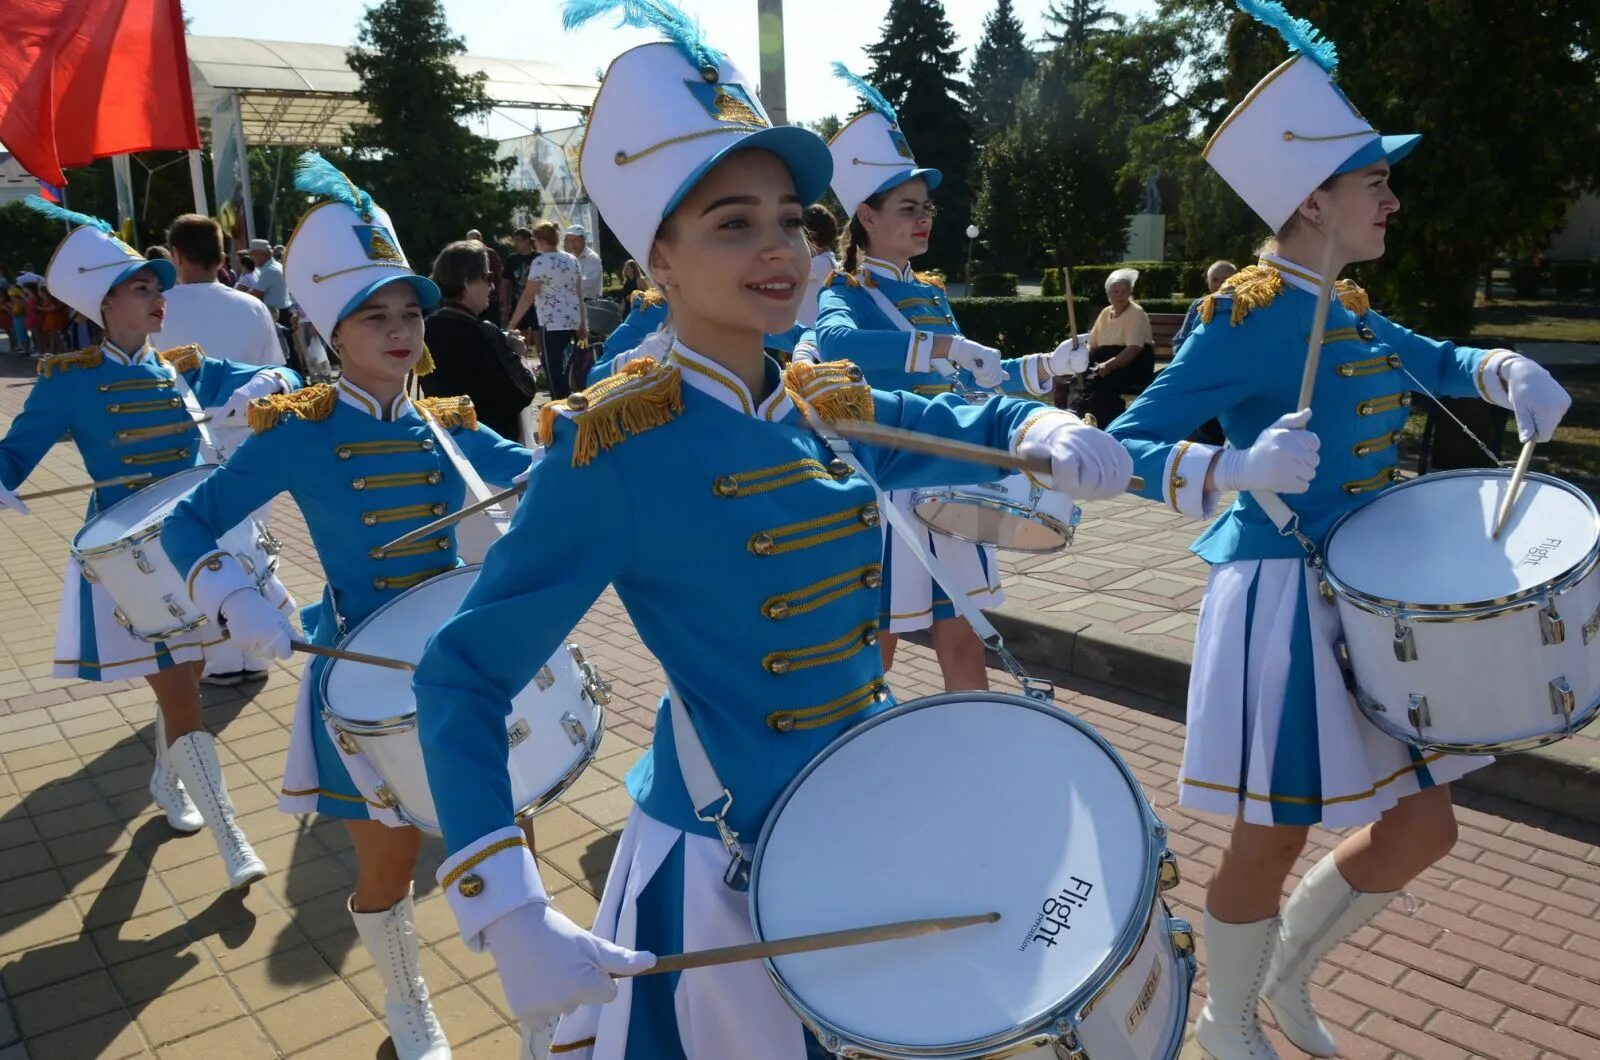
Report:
1,361,1598,1058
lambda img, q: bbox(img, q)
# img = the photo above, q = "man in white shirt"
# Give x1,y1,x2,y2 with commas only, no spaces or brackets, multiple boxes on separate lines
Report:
162,214,286,685
246,238,292,323
564,225,605,301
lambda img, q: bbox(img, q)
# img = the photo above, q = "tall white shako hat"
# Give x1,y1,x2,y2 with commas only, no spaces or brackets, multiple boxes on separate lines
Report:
568,0,832,272
826,63,942,219
1203,0,1419,232
25,197,176,327
283,153,440,343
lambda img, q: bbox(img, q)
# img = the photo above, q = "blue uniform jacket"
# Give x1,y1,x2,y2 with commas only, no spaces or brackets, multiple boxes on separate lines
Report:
1109,256,1496,563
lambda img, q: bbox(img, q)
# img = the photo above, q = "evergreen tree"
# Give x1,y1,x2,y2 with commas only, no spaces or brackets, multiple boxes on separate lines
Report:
343,0,533,268
865,0,976,270
1042,0,1119,70
968,0,1036,139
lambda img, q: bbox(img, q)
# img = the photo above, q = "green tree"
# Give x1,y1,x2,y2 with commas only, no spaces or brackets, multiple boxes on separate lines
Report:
343,0,533,270
968,0,1036,139
865,0,976,271
1042,0,1119,69
0,202,67,269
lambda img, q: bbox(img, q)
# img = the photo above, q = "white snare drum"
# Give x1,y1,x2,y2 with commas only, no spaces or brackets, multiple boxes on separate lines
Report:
70,465,281,643
914,473,1080,554
752,693,1193,1059
1324,469,1600,754
321,565,608,835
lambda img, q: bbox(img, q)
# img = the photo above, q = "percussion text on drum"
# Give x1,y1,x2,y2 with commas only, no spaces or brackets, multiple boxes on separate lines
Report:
1019,874,1096,951
1518,537,1564,569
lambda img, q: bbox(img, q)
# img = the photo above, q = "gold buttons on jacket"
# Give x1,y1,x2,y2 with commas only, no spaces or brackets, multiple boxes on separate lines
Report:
846,366,864,382
828,460,852,480
861,567,883,589
858,503,880,527
206,558,223,572
713,476,740,498
765,600,790,620
749,532,775,556
336,446,353,460
431,503,447,515
861,628,878,647
457,874,484,898
362,514,378,526
566,393,590,411
373,578,389,590
1359,325,1377,342
426,471,442,485
421,439,436,451
767,658,792,675
352,478,367,490
772,715,796,733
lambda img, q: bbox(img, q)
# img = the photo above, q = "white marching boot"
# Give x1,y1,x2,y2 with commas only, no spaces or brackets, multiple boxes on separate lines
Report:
149,712,203,833
350,887,451,1060
168,730,267,890
1194,912,1281,1060
1262,854,1397,1058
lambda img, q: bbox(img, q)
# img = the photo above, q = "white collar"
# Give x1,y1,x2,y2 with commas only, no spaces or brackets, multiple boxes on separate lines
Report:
861,255,916,283
336,377,413,422
668,341,794,423
1261,253,1335,297
101,339,155,366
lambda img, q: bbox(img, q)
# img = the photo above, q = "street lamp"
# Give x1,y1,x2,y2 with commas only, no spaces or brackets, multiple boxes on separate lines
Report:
965,224,980,288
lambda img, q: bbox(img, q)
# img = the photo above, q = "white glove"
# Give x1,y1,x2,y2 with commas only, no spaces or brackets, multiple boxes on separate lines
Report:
1503,357,1570,443
483,900,656,1025
216,370,288,422
1017,420,1134,502
0,484,30,516
1213,409,1320,495
946,337,1006,389
219,589,294,660
1046,334,1092,377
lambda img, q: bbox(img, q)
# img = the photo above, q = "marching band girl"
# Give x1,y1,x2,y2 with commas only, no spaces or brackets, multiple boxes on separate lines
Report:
1107,5,1571,1057
160,157,533,1060
409,3,1131,1055
812,65,1086,692
0,201,296,892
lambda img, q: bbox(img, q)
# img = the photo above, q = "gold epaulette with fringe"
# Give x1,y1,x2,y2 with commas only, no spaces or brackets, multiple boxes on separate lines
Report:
36,346,103,378
416,395,478,431
913,271,947,290
1197,265,1284,327
247,384,336,433
537,357,682,467
158,344,204,374
631,288,667,310
823,270,860,289
784,359,874,423
1336,279,1370,316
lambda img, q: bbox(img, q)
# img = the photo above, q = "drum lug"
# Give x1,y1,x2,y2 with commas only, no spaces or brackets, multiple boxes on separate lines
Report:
79,561,98,584
1540,598,1566,646
1318,575,1336,606
111,607,130,630
1052,1021,1088,1060
1392,618,1417,662
132,548,155,574
580,661,613,706
336,729,361,756
164,594,186,620
560,712,588,746
506,718,531,749
1157,849,1181,892
1407,693,1431,733
1169,917,1196,958
237,553,257,577
374,783,400,809
1549,676,1575,720
532,665,555,692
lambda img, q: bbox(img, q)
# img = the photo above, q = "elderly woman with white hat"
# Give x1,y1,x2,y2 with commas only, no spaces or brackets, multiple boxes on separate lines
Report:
1108,4,1571,1057
407,2,1130,1055
159,156,535,1060
0,200,299,893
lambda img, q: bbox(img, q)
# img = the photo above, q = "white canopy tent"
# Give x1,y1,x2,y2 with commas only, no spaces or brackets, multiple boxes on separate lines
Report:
184,35,597,239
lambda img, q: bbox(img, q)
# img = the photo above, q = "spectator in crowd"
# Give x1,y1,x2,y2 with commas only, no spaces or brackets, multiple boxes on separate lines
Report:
423,240,538,442
235,250,259,294
272,244,286,262
465,228,505,324
244,238,293,329
7,282,30,356
66,308,94,350
22,282,43,355
16,263,42,286
1072,267,1156,428
564,224,604,301
1171,259,1238,351
504,226,538,332
799,202,839,327
37,285,67,353
144,245,171,261
619,258,646,304
509,220,584,399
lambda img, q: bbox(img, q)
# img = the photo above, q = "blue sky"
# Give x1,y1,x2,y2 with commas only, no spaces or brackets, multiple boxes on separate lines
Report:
184,0,1156,133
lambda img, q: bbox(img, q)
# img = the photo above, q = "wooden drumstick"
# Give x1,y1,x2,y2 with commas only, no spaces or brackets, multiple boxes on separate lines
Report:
826,420,1144,493
290,639,416,673
17,472,154,500
373,482,525,558
110,415,214,446
624,912,1000,978
1296,224,1343,412
1491,440,1537,540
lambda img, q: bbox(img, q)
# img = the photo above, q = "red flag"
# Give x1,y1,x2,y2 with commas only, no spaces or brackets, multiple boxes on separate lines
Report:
0,0,199,186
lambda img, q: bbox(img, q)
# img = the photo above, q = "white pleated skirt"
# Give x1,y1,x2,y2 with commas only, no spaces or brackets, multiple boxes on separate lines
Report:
1179,558,1493,830
880,489,1003,634
52,559,217,681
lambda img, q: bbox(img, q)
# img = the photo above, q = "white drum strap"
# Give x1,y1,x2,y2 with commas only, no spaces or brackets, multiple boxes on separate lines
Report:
168,366,225,463
666,677,751,891
1252,489,1322,563
420,411,512,536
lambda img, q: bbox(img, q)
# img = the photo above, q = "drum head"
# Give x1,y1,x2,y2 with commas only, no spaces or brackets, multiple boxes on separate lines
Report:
73,465,210,551
323,566,477,721
1324,472,1600,609
915,496,1069,553
753,694,1153,1051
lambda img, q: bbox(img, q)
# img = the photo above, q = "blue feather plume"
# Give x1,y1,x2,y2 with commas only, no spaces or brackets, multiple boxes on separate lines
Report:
561,0,723,72
23,195,113,233
831,62,897,123
293,152,375,220
1234,0,1338,73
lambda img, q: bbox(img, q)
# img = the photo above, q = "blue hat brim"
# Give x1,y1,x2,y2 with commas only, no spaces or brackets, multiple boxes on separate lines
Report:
1335,133,1421,175
111,258,177,292
662,125,835,220
337,274,442,325
871,167,943,200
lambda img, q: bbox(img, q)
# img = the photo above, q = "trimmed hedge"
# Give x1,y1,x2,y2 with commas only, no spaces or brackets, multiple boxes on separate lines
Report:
1509,263,1544,298
969,272,1019,297
949,295,1195,352
1551,261,1590,297
1040,261,1221,300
